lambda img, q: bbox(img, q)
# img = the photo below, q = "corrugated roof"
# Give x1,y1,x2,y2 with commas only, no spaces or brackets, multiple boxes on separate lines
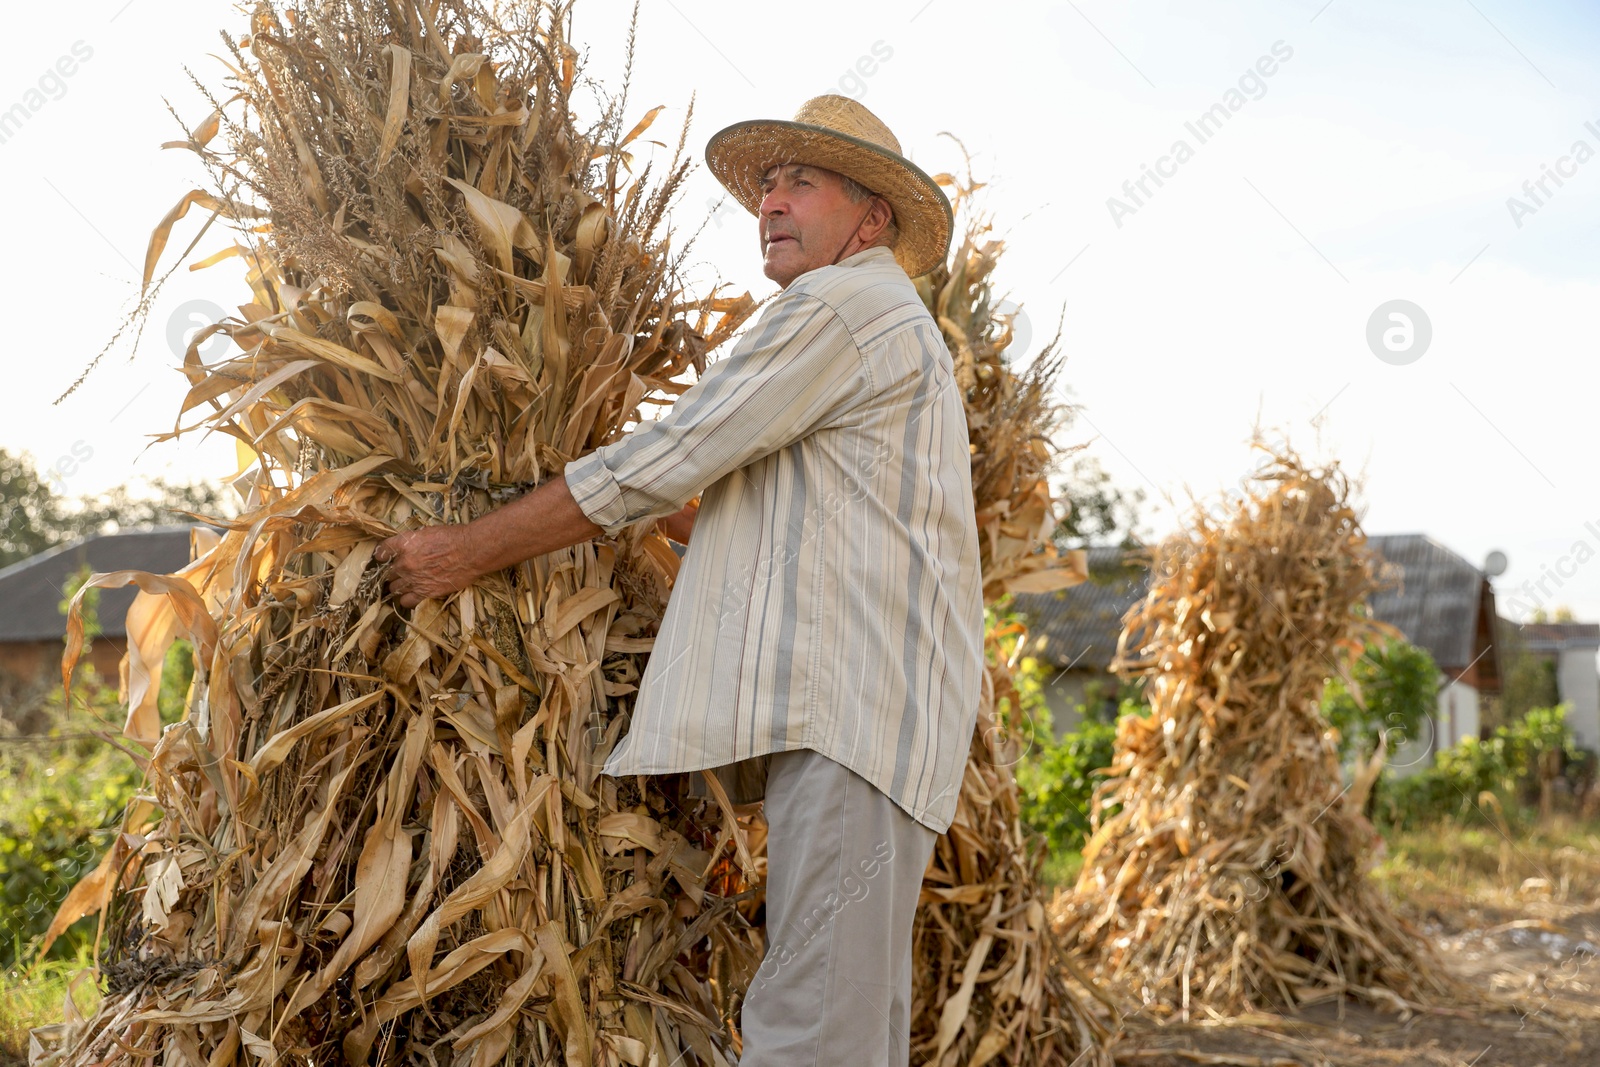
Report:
1520,621,1600,651
0,527,196,642
1014,546,1147,669
1017,534,1493,674
1365,534,1488,671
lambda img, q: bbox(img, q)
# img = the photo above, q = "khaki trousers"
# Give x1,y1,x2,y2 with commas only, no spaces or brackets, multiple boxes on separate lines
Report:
736,749,938,1067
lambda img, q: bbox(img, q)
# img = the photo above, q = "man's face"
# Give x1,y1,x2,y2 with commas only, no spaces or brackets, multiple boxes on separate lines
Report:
757,163,876,288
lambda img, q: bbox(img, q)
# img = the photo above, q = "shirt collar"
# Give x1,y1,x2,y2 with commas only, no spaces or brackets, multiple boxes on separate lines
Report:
836,245,897,269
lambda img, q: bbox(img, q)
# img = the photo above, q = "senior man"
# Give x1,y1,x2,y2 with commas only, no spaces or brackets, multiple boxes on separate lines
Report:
375,95,983,1066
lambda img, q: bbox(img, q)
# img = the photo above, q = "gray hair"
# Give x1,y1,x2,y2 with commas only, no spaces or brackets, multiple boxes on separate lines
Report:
838,174,900,249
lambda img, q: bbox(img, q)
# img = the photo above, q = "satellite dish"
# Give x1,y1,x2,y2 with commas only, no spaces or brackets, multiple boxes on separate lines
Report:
1484,550,1508,577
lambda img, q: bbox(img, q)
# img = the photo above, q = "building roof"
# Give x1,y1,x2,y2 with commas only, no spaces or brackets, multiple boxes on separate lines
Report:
1017,533,1500,689
1362,534,1486,672
1014,546,1148,670
0,526,197,642
1519,621,1600,652
1365,534,1500,686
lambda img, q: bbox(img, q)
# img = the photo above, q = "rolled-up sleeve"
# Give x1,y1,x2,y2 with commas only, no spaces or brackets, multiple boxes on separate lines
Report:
564,290,870,535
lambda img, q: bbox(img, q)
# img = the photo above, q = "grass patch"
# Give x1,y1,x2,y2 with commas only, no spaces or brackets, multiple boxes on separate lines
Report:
1039,848,1084,890
1373,812,1600,916
1036,811,1600,916
0,948,98,1067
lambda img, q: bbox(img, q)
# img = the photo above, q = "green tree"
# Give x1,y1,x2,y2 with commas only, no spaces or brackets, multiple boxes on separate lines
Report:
1052,452,1146,549
0,449,72,568
76,476,230,535
1321,637,1441,762
1528,606,1576,623
0,447,230,569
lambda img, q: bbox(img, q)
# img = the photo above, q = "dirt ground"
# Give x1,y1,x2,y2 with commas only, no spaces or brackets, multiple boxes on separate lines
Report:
1102,827,1600,1067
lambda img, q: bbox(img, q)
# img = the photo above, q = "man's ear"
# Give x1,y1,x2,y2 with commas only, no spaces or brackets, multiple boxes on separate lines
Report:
859,196,895,244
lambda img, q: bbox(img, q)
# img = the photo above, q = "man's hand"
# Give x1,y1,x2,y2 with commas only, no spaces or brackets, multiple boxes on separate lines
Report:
372,475,605,609
374,525,480,609
657,499,699,545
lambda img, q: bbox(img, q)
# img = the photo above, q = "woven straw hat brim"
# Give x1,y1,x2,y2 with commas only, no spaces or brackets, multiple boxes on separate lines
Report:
705,118,953,279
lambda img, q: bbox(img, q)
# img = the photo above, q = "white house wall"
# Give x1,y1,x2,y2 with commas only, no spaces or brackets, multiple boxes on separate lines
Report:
1439,678,1480,748
1040,670,1090,739
1557,648,1600,752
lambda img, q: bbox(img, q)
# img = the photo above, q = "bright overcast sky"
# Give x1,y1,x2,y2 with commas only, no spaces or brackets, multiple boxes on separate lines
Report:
4,0,1598,622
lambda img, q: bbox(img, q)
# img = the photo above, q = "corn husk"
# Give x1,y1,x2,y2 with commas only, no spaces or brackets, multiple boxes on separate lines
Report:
1055,442,1472,1020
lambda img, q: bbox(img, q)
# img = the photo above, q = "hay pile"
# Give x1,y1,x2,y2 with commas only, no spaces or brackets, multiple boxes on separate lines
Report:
1055,444,1465,1019
39,4,765,1065
32,4,1120,1066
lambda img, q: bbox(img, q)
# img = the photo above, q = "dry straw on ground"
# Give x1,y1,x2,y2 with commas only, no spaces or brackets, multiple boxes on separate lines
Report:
35,3,1110,1065
1055,444,1472,1021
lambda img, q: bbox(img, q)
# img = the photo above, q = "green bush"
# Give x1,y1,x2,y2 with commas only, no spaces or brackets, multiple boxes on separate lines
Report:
978,611,1129,856
0,572,192,968
1320,636,1440,762
975,600,1148,859
1016,710,1120,854
1377,704,1580,828
0,722,139,966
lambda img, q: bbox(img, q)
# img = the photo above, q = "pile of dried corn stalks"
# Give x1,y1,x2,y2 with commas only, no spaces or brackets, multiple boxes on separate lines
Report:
34,3,1115,1064
1056,444,1466,1020
40,3,764,1065
900,190,1113,1066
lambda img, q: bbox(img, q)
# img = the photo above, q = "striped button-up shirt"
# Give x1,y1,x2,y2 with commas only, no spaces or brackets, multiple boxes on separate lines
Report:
563,245,983,833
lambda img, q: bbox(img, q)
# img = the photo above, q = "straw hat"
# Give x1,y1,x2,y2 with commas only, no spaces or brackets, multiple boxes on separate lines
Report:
705,95,953,279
